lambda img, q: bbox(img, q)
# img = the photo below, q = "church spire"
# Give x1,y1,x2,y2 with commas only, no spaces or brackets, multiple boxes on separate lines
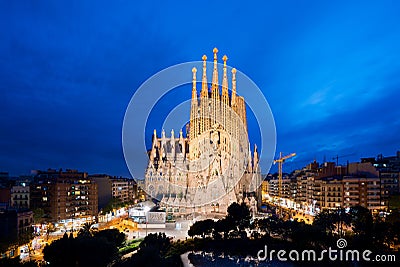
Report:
254,144,259,166
212,48,219,92
231,68,237,106
201,55,208,98
190,68,198,141
152,129,157,144
150,129,158,163
222,55,228,95
192,67,197,100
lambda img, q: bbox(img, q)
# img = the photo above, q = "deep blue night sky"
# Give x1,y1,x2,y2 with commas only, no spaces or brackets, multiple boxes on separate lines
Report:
1,1,400,177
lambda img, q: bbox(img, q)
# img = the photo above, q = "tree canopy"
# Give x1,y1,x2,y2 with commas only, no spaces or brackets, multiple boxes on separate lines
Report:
43,229,124,267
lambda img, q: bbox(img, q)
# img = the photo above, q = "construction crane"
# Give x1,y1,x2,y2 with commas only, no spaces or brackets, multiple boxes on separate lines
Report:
274,152,296,217
332,153,356,165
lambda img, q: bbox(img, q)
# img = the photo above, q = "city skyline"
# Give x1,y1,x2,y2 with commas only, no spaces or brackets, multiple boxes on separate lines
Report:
1,1,400,177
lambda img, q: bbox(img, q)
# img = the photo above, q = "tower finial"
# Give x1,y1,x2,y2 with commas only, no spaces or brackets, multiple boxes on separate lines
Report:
212,48,219,92
222,55,228,93
231,68,237,106
213,47,218,60
201,55,208,97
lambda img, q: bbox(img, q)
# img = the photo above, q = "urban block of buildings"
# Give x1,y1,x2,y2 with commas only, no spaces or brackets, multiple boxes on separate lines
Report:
262,152,400,213
1,168,141,258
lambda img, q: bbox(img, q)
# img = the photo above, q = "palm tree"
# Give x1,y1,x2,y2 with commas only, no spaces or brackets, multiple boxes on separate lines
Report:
78,222,94,238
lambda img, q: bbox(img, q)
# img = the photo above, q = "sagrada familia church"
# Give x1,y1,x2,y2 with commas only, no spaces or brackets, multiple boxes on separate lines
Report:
145,49,261,215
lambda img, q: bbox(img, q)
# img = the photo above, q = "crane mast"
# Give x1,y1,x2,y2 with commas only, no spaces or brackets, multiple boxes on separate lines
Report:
274,152,296,217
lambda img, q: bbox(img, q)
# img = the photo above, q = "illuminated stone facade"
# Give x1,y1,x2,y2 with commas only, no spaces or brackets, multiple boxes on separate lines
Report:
145,49,261,214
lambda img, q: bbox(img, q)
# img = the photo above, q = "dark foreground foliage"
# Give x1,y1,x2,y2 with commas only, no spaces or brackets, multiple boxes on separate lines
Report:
115,232,183,267
43,229,125,267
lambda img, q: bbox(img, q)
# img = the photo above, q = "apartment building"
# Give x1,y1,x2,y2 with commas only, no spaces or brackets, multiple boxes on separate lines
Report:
11,185,30,209
31,169,98,222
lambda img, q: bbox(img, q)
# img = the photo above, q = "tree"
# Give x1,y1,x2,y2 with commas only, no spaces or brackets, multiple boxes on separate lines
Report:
139,233,171,256
212,217,235,240
187,222,199,238
188,219,215,238
349,206,373,237
226,202,251,238
32,208,45,224
0,257,38,267
255,217,282,237
227,202,251,228
10,226,35,260
101,198,124,214
117,233,178,267
313,209,337,236
373,220,392,249
43,229,120,267
386,209,400,224
93,228,126,248
77,222,94,238
0,223,18,253
385,209,400,247
335,208,352,237
390,221,400,247
289,220,323,247
43,233,76,267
